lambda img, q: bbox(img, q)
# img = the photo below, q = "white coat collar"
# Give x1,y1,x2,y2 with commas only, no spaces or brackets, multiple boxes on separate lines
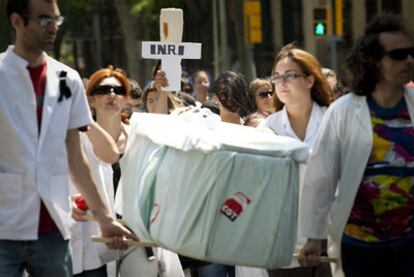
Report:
280,101,326,143
4,45,49,70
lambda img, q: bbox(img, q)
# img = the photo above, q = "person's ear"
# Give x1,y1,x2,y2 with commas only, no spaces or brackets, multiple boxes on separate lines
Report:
10,13,24,31
88,96,95,108
306,75,315,90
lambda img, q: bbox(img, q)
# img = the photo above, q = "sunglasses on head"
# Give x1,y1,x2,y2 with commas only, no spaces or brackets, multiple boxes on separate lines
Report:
257,91,273,98
385,47,414,61
91,85,127,96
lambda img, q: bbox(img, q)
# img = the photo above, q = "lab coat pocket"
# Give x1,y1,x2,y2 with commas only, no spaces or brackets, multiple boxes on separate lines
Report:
0,173,22,216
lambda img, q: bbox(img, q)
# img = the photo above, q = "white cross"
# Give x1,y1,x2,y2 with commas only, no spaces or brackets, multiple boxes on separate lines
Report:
142,8,202,92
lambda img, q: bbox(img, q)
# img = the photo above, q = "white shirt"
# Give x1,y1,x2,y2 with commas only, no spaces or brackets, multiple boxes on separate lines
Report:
261,101,327,149
0,46,92,240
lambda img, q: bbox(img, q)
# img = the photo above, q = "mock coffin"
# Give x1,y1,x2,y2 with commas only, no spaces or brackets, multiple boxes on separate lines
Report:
116,109,308,269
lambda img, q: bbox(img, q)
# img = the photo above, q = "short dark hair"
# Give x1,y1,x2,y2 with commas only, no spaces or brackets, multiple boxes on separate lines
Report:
6,0,30,25
210,71,255,117
6,0,56,26
343,13,413,96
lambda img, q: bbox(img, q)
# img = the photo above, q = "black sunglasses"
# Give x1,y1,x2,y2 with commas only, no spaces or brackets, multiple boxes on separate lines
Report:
91,85,127,96
257,91,274,98
385,47,414,61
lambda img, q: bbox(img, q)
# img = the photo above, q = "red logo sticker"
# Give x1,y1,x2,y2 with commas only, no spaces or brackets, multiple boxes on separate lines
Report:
220,192,251,221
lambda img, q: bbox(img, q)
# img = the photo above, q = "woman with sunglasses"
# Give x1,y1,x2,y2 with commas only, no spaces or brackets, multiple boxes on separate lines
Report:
248,78,275,117
70,65,131,276
255,43,332,277
73,66,180,276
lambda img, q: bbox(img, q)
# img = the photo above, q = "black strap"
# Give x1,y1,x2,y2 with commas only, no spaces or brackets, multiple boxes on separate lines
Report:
58,71,72,102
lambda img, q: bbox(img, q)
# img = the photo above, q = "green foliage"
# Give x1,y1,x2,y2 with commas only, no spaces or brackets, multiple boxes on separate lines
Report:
129,0,186,40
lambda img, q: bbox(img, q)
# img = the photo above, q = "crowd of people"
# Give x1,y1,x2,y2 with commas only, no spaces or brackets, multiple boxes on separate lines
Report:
1,0,414,277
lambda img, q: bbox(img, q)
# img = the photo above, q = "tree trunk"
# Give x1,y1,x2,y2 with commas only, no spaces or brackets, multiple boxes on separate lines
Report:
114,0,142,82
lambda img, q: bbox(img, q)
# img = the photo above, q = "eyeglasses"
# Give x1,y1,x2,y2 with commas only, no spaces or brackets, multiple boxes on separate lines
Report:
91,85,127,96
257,91,273,98
385,47,414,61
20,14,64,27
271,73,304,85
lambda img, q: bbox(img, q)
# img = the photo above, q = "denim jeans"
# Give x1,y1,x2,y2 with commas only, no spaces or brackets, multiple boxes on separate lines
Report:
198,264,235,277
0,230,72,277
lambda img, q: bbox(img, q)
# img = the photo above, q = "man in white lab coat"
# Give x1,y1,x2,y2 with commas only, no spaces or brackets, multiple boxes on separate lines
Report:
298,13,414,277
0,0,136,276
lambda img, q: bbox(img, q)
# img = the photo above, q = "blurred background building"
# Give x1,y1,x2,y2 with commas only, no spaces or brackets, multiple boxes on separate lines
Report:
1,0,413,84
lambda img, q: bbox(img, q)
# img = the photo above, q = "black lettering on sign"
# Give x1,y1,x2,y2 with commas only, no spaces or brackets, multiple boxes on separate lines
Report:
150,44,185,56
178,46,184,55
158,44,167,55
168,44,176,55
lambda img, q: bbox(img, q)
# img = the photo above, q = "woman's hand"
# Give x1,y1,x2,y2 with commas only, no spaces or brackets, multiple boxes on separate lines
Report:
154,70,169,92
298,238,322,267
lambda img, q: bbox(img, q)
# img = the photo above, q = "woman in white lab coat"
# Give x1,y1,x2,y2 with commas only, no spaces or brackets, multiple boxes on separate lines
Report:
242,43,333,277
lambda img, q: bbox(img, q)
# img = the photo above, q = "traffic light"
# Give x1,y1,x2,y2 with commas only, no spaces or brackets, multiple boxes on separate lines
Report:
313,6,330,36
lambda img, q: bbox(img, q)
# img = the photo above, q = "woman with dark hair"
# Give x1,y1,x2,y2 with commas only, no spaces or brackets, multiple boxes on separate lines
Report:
193,70,211,104
248,78,275,116
299,14,414,276
258,44,333,277
211,70,255,124
197,71,254,277
141,81,183,114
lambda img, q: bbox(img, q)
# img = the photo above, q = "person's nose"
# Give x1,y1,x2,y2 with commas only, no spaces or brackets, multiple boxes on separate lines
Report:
47,21,59,33
407,53,414,64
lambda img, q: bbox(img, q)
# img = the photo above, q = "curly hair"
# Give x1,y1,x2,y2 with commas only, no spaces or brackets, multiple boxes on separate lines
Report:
85,65,131,124
272,43,333,111
210,71,255,118
343,13,413,96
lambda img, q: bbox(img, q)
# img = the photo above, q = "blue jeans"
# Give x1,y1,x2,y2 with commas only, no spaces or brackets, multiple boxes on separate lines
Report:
0,230,72,277
198,264,235,277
